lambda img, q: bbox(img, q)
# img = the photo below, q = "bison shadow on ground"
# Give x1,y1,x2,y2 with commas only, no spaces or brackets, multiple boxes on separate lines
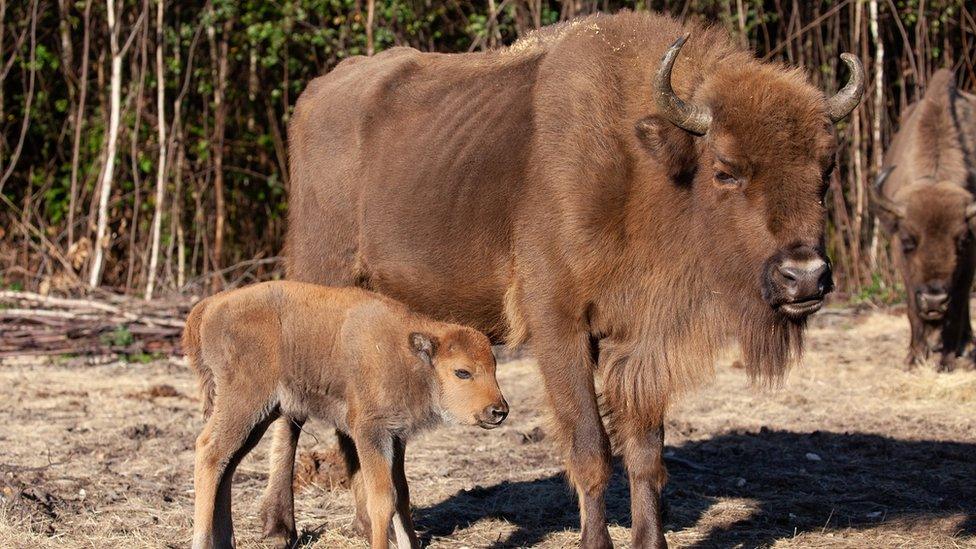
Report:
412,429,976,548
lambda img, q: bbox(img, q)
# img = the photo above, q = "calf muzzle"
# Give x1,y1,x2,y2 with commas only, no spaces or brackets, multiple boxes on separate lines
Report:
477,401,509,429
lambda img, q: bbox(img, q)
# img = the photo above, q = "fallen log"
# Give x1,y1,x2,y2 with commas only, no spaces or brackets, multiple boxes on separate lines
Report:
0,290,193,359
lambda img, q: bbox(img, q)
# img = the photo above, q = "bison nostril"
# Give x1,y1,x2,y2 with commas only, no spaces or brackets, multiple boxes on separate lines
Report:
920,292,949,307
777,266,801,284
776,258,828,299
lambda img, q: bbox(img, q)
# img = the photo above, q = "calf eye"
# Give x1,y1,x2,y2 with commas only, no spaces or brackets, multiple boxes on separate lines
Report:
454,369,472,380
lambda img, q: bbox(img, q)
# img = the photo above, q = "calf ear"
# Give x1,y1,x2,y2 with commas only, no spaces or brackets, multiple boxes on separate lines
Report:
409,332,436,366
635,115,698,186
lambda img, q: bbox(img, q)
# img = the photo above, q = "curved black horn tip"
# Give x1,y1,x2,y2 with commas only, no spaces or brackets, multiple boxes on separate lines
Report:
874,166,895,190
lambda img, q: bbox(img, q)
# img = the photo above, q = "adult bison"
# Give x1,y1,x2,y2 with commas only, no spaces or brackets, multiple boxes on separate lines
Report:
261,11,863,548
872,69,976,371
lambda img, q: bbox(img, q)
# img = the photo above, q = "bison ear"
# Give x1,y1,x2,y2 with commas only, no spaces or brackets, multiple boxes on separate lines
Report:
869,167,904,232
966,203,976,235
409,332,436,366
635,115,698,186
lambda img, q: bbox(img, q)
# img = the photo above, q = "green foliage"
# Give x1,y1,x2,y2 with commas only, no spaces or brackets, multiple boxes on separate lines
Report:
1,0,973,293
103,326,134,348
129,351,163,364
853,273,906,306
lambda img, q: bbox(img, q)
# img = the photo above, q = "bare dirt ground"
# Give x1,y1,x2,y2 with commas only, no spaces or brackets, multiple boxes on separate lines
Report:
2,306,975,548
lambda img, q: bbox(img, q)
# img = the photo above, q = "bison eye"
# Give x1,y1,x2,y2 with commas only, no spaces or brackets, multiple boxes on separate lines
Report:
454,369,472,380
902,236,917,254
714,171,738,187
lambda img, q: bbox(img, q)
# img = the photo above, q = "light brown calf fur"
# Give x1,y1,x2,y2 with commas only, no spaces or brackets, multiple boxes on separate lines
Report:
183,281,508,549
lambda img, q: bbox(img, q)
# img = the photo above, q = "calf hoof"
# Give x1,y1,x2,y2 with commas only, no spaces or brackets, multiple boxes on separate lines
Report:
351,512,371,540
259,510,296,546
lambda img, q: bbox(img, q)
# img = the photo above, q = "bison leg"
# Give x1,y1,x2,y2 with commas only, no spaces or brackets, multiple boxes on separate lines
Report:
535,331,612,549
621,424,668,549
391,437,420,549
939,278,975,372
905,309,930,368
258,417,304,545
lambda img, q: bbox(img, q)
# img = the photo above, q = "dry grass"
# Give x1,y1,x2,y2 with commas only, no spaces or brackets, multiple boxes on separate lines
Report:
1,307,974,548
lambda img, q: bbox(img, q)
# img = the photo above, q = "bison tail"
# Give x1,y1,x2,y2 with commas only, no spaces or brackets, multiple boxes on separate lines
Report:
182,296,215,417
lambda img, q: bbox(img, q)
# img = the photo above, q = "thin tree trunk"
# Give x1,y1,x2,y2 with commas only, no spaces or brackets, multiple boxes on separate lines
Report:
0,0,38,194
174,142,186,289
366,0,375,56
206,12,231,292
125,9,149,292
89,0,123,288
145,0,166,300
849,0,865,288
68,0,91,249
868,0,885,270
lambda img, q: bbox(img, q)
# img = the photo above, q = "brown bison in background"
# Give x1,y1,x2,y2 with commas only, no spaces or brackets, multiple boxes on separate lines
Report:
266,11,863,548
872,69,976,371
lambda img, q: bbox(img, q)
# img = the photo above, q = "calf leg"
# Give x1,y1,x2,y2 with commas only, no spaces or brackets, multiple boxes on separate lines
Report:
353,428,396,549
258,417,304,544
391,437,419,549
535,332,612,549
193,404,278,549
621,424,668,549
338,431,372,539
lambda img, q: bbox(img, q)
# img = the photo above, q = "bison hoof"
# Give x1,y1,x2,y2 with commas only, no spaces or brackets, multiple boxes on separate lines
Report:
581,526,613,549
904,353,924,371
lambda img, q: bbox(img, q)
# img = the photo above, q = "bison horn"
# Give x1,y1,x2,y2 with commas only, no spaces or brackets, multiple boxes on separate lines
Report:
966,202,976,226
826,54,865,122
870,166,904,220
653,34,712,136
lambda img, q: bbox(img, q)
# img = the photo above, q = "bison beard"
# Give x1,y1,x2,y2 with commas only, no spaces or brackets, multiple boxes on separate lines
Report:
268,10,862,549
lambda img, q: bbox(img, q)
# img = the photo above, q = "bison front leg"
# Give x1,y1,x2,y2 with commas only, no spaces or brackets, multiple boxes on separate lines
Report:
621,424,667,549
905,308,931,369
535,330,613,549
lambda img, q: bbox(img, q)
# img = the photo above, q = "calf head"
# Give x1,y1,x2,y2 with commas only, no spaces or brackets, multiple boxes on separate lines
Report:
409,327,508,429
872,168,976,322
641,35,863,322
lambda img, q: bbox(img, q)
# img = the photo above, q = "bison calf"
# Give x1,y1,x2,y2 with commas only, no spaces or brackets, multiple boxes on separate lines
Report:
183,281,508,549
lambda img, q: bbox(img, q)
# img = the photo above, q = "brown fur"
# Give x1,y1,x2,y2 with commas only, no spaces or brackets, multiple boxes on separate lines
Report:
276,11,850,548
875,69,976,370
183,281,506,549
